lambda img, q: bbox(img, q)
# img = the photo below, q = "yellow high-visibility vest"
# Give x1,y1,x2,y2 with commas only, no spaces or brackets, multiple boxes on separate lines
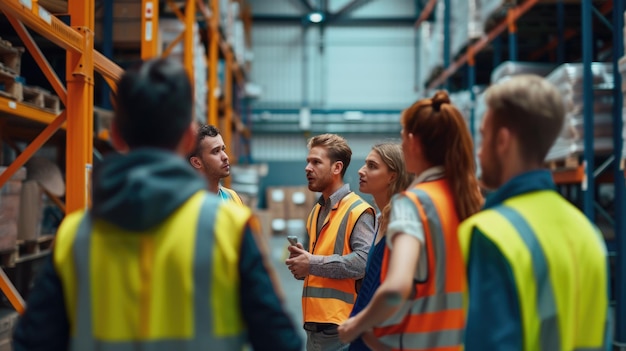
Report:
54,191,248,351
459,190,608,351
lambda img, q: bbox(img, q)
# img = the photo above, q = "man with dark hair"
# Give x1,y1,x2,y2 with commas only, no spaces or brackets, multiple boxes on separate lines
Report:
189,124,243,204
459,75,609,349
13,58,302,351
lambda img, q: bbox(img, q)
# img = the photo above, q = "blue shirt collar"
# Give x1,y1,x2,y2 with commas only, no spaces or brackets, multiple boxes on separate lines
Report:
483,169,556,210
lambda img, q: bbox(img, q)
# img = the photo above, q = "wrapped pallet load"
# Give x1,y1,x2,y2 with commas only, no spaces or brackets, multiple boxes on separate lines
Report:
545,62,614,161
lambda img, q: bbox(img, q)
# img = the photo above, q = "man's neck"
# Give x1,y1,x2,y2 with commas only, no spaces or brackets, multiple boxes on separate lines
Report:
207,180,220,194
501,162,543,186
321,181,345,202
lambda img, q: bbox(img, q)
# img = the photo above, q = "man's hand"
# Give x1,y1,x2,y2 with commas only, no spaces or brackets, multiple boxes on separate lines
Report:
285,245,311,280
287,242,305,258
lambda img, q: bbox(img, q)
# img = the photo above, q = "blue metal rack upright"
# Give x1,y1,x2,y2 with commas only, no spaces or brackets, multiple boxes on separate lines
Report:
443,0,451,90
582,0,624,345
581,0,595,221
611,0,625,345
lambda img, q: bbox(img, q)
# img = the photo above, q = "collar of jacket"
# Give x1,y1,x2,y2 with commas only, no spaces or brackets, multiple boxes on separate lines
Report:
483,169,556,210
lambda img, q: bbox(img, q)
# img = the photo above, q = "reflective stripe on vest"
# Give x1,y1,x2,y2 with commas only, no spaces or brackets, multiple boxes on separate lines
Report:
69,193,245,351
458,190,609,351
375,180,465,351
495,206,560,351
302,192,374,325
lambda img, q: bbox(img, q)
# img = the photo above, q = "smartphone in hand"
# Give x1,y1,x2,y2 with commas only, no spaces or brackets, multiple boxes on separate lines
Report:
287,235,298,246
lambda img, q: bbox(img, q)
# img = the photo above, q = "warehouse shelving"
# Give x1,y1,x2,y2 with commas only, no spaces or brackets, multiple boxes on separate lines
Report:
0,0,251,315
424,0,624,345
426,0,539,90
136,0,252,186
0,96,61,125
0,0,124,314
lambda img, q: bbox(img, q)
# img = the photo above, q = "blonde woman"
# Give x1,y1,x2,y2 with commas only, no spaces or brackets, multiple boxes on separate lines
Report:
348,143,413,351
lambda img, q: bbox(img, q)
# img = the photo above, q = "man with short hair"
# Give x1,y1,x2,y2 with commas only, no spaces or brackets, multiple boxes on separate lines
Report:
13,58,302,351
459,75,609,350
189,124,243,204
286,133,376,351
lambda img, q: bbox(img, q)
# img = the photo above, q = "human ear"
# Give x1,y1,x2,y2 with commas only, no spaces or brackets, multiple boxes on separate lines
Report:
110,121,129,153
333,160,344,175
496,127,511,157
189,156,202,169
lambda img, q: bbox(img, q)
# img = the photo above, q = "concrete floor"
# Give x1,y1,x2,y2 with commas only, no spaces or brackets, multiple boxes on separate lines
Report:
267,235,307,349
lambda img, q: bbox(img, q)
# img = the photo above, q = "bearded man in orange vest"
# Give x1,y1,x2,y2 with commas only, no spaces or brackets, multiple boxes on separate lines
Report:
286,133,376,351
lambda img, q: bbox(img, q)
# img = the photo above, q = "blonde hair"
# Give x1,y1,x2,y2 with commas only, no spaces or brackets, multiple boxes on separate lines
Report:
485,74,565,164
307,133,352,178
371,143,414,235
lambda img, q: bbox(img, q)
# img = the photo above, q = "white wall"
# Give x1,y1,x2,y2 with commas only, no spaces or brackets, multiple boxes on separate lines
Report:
252,25,304,107
252,25,418,109
349,0,415,17
248,0,302,15
249,0,419,110
323,27,416,109
251,134,401,161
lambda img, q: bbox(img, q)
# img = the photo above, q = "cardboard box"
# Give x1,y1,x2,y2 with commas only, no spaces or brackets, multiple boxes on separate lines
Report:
237,193,258,209
18,180,44,241
266,187,287,221
0,167,26,252
286,186,316,221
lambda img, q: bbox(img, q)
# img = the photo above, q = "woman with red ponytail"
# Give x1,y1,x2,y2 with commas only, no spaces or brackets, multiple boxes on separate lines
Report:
339,91,483,351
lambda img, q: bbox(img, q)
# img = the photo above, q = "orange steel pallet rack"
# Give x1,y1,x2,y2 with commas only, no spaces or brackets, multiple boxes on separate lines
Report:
139,0,248,187
0,0,124,313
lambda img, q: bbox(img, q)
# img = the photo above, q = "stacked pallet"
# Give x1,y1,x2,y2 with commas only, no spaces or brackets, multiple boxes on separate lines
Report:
0,37,60,113
21,85,60,113
0,37,24,102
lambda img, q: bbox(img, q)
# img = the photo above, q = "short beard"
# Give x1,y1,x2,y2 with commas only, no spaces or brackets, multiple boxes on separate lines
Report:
480,142,503,190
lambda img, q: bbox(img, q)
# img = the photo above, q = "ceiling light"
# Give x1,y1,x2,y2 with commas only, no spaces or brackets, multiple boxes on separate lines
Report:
307,12,324,23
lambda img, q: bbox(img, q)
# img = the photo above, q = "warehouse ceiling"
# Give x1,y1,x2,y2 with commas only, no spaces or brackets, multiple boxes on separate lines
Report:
248,0,615,91
250,0,415,25
0,0,616,106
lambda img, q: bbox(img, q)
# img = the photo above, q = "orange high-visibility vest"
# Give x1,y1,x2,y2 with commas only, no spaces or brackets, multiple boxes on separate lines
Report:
302,192,374,325
374,179,466,351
